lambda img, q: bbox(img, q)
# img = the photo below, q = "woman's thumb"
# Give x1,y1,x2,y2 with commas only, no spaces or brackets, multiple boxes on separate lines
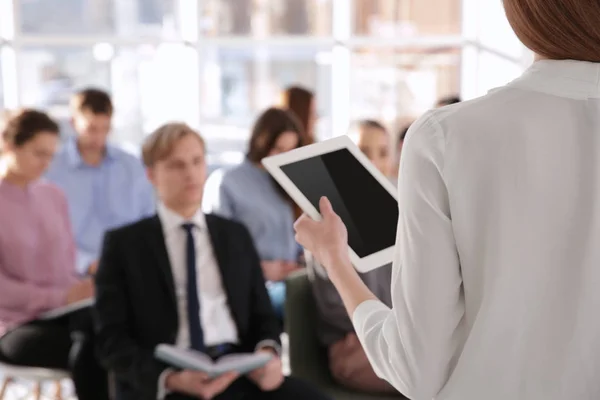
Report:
319,196,334,217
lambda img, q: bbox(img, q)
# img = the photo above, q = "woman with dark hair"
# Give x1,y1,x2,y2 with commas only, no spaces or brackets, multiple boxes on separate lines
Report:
295,0,600,398
280,86,316,144
0,109,109,400
203,108,305,318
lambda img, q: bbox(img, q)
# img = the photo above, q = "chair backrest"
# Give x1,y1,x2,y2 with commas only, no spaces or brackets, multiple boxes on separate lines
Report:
285,270,407,400
284,270,331,385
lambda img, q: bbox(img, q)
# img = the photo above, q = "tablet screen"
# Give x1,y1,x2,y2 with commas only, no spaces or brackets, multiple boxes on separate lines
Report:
280,148,398,258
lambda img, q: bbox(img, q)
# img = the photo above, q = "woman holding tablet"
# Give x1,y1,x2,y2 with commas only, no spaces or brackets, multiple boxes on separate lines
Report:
0,110,108,400
294,1,600,398
203,108,305,319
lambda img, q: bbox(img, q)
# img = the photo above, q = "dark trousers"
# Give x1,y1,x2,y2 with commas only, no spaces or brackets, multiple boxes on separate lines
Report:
0,308,109,400
167,376,332,400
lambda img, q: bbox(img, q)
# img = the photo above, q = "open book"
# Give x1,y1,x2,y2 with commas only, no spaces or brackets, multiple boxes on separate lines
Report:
154,344,272,378
39,298,95,320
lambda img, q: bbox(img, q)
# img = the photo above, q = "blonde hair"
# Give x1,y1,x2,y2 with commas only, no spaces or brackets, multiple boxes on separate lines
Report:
503,0,600,62
142,122,205,167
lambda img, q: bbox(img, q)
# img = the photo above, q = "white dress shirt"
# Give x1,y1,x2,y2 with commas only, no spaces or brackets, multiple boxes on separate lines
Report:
158,203,239,347
352,59,600,400
156,204,279,398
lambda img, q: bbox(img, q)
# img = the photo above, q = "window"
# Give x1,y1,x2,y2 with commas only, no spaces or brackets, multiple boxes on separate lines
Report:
18,46,111,140
0,58,4,110
353,0,461,36
350,47,460,124
19,44,199,145
18,0,190,39
198,44,332,169
198,44,331,129
2,0,526,169
200,0,332,36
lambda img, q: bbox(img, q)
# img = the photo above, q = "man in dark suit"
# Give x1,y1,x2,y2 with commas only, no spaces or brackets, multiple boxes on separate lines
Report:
93,122,330,400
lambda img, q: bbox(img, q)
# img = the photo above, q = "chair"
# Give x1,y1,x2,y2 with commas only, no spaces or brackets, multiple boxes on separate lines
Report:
285,270,403,400
0,363,69,400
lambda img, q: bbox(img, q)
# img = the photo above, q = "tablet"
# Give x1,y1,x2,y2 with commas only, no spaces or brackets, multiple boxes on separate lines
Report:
262,135,398,273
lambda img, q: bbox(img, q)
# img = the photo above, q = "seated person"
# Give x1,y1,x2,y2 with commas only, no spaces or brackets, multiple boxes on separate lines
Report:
203,108,306,319
94,123,330,400
307,120,405,397
46,88,155,277
0,109,108,400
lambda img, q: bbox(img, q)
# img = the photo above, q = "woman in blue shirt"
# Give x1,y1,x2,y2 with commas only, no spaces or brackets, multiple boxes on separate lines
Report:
203,108,305,318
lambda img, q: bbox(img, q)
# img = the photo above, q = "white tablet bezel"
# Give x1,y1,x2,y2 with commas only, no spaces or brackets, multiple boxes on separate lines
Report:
262,135,398,273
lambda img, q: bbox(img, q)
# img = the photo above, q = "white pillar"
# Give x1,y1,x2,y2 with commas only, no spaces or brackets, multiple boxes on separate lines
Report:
330,0,351,138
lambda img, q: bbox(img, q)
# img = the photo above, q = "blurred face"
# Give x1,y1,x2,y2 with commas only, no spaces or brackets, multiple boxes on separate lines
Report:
147,134,206,213
4,132,58,182
356,127,391,176
267,131,300,157
72,110,111,151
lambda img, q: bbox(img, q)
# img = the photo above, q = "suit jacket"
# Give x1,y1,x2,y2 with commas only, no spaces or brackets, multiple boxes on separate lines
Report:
93,214,281,400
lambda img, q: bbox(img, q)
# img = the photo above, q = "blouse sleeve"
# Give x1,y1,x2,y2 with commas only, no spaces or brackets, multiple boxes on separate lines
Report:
351,112,466,399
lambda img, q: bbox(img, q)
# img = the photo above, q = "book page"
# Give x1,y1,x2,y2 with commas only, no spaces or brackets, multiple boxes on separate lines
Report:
212,352,272,376
154,345,214,373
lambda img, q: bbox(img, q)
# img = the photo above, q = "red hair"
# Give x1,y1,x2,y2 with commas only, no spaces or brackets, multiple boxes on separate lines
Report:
503,0,600,62
280,86,315,144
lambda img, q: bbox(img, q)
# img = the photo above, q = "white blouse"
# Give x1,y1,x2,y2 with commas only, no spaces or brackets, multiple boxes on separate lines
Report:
353,59,600,400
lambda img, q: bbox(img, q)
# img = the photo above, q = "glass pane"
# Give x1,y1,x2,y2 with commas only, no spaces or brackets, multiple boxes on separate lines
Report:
18,46,111,139
18,44,199,147
19,0,187,39
353,0,461,36
477,0,523,59
476,50,523,95
199,45,332,169
0,56,4,110
350,47,461,124
200,0,332,36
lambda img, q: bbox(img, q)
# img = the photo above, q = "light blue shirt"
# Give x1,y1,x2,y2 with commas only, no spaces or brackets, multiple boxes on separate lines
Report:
202,159,298,262
46,137,155,274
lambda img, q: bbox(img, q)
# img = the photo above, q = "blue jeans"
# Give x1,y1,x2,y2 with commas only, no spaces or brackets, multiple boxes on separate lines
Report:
267,281,286,319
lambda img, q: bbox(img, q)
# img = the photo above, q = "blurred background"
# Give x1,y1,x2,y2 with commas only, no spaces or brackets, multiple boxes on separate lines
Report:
0,0,531,169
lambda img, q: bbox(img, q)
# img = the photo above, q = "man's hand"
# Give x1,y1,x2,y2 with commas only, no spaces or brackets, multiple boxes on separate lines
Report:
248,349,284,391
261,261,301,282
66,279,94,304
165,370,238,400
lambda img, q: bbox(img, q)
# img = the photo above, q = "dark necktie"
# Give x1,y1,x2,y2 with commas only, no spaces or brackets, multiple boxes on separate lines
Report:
182,223,205,352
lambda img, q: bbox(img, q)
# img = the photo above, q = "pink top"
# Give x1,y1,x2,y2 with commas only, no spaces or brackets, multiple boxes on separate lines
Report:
0,178,78,336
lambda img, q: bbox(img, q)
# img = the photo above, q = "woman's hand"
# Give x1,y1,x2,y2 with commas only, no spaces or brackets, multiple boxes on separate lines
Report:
66,279,94,304
294,197,352,278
